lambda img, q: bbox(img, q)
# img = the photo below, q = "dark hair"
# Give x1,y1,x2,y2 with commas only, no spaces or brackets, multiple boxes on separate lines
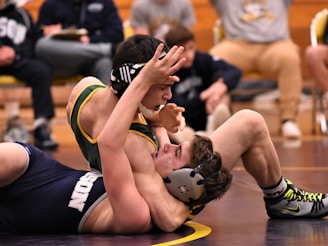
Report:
164,24,195,48
112,34,170,71
110,35,170,97
187,135,233,205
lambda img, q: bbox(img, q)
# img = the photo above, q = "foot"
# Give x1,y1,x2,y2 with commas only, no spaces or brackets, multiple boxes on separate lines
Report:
281,120,301,139
265,179,328,219
4,116,30,143
34,123,58,150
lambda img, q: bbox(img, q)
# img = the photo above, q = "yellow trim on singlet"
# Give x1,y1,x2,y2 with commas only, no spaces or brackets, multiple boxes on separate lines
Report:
151,222,212,246
129,113,159,151
70,84,105,144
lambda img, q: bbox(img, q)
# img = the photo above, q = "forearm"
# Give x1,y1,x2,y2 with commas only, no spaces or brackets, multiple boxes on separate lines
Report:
151,126,171,147
139,181,189,232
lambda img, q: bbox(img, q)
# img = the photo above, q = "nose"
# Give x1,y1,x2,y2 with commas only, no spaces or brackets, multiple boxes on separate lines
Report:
164,143,178,152
163,87,172,100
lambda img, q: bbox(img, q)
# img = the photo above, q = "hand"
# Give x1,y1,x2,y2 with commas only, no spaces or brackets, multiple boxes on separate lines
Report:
200,79,227,114
42,24,62,37
158,103,186,133
138,44,186,88
0,46,16,66
79,35,90,44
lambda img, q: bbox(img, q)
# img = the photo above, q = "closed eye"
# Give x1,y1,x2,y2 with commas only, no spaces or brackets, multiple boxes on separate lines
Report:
175,145,182,158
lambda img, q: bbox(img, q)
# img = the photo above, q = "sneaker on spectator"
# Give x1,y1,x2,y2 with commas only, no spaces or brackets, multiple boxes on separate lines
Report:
4,116,30,143
33,123,58,150
281,120,301,139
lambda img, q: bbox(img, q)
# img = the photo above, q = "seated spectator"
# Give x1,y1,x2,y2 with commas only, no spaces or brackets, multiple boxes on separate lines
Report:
208,0,303,139
164,24,242,143
305,16,328,101
0,0,58,150
35,0,124,84
129,0,195,40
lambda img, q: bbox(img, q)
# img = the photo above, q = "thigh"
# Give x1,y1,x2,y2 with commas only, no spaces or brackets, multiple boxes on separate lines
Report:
257,40,301,78
11,59,51,84
209,39,258,72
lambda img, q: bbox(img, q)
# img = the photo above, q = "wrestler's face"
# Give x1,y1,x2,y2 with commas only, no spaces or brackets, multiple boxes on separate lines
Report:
153,142,192,177
140,82,173,113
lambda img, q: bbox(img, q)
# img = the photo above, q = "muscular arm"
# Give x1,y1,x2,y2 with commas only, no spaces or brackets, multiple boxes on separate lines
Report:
0,143,29,188
125,134,189,232
98,44,186,233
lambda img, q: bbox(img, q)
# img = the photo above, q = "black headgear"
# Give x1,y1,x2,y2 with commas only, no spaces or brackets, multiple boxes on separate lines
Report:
163,155,221,204
110,51,167,98
110,63,145,98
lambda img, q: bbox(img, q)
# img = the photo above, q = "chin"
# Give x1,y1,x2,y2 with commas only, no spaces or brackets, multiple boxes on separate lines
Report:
139,104,157,119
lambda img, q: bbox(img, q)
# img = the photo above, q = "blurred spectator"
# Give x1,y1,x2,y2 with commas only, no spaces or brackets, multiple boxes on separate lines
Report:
35,0,124,84
208,0,303,139
129,0,195,40
0,0,58,149
305,17,328,101
165,24,242,143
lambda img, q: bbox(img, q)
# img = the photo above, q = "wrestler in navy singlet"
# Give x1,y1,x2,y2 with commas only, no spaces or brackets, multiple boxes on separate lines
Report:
0,143,106,233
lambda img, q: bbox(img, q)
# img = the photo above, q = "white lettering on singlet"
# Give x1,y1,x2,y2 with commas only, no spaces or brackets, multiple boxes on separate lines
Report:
68,172,102,212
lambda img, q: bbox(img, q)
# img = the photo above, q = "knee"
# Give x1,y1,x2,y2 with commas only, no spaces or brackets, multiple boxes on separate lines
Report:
235,109,268,137
278,50,301,66
304,46,320,64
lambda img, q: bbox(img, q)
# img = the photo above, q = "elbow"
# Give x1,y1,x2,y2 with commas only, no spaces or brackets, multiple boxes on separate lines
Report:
158,217,186,233
125,214,153,234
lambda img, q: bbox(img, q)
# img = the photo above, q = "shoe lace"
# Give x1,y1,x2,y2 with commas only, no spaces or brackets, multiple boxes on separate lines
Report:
284,186,324,203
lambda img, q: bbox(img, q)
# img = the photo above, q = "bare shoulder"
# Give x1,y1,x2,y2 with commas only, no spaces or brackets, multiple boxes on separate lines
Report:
0,142,29,188
70,76,103,100
66,76,103,110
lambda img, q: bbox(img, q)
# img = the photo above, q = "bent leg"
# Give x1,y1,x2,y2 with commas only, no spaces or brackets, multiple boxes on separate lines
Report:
35,38,112,77
257,40,302,121
209,39,258,73
87,57,112,84
209,109,281,187
13,59,55,119
305,44,328,93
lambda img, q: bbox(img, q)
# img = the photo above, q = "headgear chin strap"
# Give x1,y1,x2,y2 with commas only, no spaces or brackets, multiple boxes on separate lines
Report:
110,51,167,98
163,155,220,203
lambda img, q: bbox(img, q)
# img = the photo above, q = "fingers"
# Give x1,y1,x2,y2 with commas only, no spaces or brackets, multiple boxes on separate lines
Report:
152,43,165,60
179,115,186,131
200,88,212,101
164,103,185,113
166,46,186,75
155,44,186,75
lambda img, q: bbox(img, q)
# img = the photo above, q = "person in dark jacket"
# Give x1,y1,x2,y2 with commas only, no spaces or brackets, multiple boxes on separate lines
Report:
164,23,242,143
0,0,58,150
35,0,124,84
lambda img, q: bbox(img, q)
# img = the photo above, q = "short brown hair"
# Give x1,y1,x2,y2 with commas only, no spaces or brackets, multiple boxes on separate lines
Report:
187,135,233,205
164,23,195,48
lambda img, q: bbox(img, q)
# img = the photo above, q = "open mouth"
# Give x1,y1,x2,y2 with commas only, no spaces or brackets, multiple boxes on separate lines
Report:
139,104,165,119
155,104,165,111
